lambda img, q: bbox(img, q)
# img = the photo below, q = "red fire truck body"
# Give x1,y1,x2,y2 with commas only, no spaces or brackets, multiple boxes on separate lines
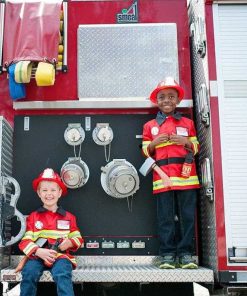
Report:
0,0,247,295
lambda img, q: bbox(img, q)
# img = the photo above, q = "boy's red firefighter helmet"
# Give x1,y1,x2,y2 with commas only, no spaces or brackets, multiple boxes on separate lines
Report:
32,168,68,196
149,77,185,104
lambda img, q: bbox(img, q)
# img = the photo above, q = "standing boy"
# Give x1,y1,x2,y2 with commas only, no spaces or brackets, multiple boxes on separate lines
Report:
142,77,200,269
19,168,83,296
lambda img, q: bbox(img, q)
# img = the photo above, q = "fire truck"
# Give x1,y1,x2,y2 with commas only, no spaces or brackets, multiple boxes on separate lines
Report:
0,0,246,295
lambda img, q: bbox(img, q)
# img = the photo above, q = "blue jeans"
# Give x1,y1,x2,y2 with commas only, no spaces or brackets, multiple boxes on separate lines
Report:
156,189,197,257
20,258,74,296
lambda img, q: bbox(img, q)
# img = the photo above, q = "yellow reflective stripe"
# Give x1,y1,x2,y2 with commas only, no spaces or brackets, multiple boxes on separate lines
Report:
68,231,81,242
192,142,198,154
142,141,151,157
153,176,199,190
68,230,81,237
156,141,176,149
170,176,199,185
142,141,151,146
153,180,168,190
22,231,35,241
71,237,82,247
25,230,70,241
189,136,199,155
23,242,37,255
189,136,198,144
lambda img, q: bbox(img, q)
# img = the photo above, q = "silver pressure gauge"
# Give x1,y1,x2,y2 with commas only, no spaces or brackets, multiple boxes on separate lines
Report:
64,123,85,146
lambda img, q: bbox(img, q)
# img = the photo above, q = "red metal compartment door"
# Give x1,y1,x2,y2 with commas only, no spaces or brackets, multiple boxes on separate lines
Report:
3,1,61,66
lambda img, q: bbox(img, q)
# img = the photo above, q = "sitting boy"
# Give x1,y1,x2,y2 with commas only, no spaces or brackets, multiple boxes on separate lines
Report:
19,168,83,296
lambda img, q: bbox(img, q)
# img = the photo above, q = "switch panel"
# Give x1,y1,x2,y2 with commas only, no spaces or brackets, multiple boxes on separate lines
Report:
102,241,115,248
86,241,100,248
132,241,145,249
117,241,130,249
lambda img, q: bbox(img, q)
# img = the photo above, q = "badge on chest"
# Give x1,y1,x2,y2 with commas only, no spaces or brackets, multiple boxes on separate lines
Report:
176,126,188,136
57,220,70,230
151,127,159,136
35,221,43,230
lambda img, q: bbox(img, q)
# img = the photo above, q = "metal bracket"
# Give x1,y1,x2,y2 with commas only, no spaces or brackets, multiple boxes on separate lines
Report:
197,83,210,127
191,15,207,58
201,158,214,202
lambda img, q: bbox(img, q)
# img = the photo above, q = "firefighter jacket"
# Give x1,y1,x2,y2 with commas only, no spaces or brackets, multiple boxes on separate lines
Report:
142,112,200,194
19,206,83,268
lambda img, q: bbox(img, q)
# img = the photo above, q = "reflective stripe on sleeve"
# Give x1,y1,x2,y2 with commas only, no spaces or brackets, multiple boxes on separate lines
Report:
23,242,38,255
142,141,151,157
189,136,199,155
70,237,82,247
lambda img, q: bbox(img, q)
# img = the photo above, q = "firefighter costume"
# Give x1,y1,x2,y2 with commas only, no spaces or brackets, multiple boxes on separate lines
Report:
142,77,199,269
19,206,83,268
142,113,200,193
19,168,83,296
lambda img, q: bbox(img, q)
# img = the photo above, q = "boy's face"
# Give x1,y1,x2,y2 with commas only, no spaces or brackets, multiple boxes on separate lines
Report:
156,88,180,115
37,181,62,210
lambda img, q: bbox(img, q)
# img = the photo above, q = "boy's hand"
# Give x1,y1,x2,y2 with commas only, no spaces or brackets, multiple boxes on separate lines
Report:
149,134,169,154
153,165,173,188
152,134,169,146
169,134,191,148
58,238,73,251
35,248,57,263
148,134,169,155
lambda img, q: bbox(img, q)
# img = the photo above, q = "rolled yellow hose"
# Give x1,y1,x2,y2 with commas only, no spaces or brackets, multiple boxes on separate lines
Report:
60,20,63,32
58,55,63,62
35,62,55,86
58,45,64,54
60,10,64,20
59,32,63,44
57,61,63,68
14,61,33,83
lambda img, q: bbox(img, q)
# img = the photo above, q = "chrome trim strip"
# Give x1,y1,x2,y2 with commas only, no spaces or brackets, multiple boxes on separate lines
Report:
13,99,193,110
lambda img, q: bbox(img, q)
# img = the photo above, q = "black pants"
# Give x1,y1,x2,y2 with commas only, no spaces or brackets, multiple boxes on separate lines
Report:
156,189,197,257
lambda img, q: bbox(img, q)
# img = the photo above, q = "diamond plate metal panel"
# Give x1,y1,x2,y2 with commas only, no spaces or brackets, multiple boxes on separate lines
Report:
0,116,13,176
189,0,219,279
77,24,179,99
0,117,13,270
1,256,213,283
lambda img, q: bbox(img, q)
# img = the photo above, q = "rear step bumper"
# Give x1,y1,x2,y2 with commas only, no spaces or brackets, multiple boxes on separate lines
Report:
1,256,214,283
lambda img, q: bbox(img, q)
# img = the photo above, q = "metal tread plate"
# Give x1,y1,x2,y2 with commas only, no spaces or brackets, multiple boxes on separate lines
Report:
1,265,213,283
77,23,179,100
